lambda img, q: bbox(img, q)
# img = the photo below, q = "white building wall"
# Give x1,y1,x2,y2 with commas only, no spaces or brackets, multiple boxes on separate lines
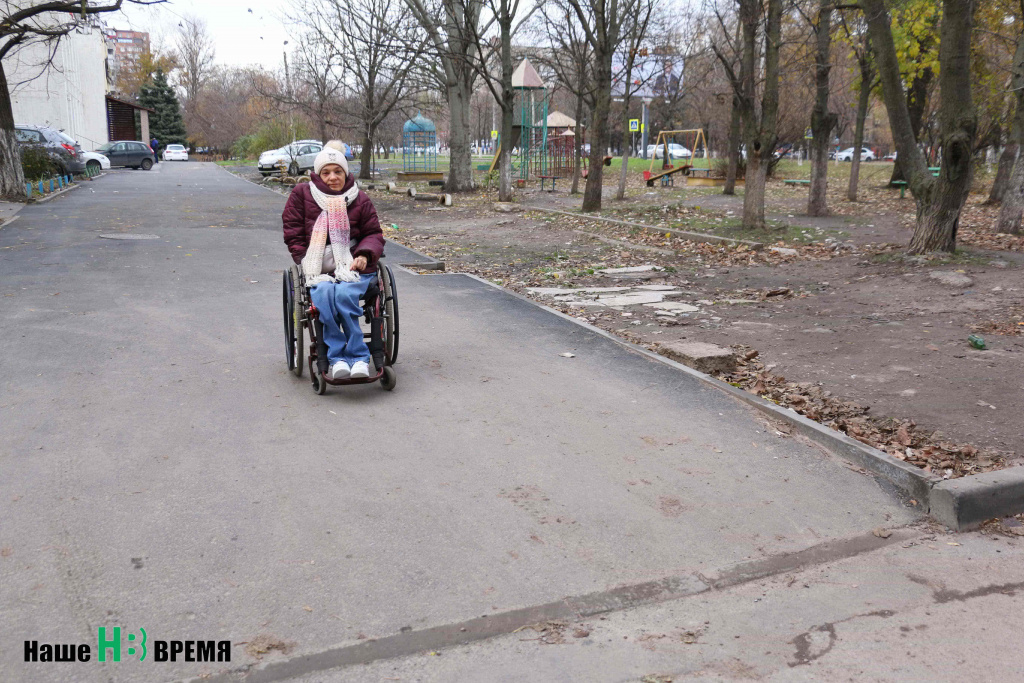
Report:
3,26,110,151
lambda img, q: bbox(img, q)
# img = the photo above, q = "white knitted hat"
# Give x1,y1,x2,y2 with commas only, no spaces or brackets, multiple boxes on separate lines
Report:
314,147,349,175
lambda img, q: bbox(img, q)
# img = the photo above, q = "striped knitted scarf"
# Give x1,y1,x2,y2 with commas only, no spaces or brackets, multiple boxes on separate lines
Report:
301,181,362,285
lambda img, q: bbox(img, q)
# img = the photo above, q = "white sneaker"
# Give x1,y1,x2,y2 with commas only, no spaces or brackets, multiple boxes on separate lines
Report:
330,361,351,379
349,361,370,379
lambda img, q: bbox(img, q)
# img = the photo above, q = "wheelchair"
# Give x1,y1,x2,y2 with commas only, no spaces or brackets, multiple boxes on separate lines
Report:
282,249,398,394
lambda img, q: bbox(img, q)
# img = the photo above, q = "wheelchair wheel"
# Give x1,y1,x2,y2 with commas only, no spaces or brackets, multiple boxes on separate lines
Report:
381,264,399,365
289,265,304,377
381,365,397,391
283,266,304,376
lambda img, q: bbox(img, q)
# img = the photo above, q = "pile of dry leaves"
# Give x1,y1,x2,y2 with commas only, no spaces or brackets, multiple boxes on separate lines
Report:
717,346,1009,478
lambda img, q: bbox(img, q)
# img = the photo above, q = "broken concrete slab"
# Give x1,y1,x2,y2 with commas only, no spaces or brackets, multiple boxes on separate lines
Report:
526,287,629,297
634,285,680,291
596,265,664,274
929,270,973,288
654,341,737,374
598,292,670,306
769,246,799,257
644,301,700,313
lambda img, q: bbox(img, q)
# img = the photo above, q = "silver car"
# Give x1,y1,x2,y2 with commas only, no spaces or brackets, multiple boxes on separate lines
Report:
15,125,86,174
258,140,323,176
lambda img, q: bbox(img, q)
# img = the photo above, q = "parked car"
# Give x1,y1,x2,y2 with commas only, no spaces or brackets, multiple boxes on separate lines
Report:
94,140,157,170
81,151,110,173
836,147,876,162
258,140,323,176
883,151,897,161
15,125,86,175
646,142,691,159
163,144,189,161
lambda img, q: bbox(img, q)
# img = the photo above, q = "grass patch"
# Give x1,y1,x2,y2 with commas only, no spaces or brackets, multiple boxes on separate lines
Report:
215,159,257,166
870,249,992,266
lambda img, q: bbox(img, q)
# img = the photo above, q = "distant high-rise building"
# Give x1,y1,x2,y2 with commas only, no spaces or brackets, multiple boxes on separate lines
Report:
104,29,150,83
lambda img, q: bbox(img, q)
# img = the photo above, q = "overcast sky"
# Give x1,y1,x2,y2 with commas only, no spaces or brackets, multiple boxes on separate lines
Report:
116,0,292,70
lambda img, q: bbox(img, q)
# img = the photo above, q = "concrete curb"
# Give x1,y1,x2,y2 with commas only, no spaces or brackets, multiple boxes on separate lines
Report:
524,204,765,250
29,182,80,204
386,239,446,271
457,273,1022,531
931,468,1024,530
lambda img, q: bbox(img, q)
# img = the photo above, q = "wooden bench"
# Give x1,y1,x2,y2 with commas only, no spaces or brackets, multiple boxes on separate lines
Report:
538,175,561,191
783,179,810,186
688,168,713,178
892,180,908,198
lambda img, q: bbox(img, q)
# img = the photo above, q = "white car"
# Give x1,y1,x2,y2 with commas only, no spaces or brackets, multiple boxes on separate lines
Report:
646,143,691,159
836,147,875,162
258,140,323,176
163,144,188,161
81,151,110,174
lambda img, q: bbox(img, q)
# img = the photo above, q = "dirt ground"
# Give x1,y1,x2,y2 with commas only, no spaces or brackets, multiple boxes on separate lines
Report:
227,163,1024,476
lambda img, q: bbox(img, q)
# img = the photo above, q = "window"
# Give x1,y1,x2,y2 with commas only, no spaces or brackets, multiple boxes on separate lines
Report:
167,145,185,151
133,143,149,152
113,143,128,152
15,129,43,143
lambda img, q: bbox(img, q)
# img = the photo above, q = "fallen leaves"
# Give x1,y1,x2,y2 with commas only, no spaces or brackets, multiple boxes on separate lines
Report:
717,344,1011,478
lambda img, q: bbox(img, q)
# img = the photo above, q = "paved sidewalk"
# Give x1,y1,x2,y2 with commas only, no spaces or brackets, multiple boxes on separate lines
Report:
0,163,931,682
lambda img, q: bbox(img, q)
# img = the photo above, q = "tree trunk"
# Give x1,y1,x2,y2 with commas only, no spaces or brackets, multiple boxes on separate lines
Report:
359,131,373,180
571,94,584,195
737,0,781,231
616,100,632,200
497,7,514,202
996,32,1024,233
986,135,1015,205
582,49,613,212
723,95,741,195
0,63,27,199
889,69,932,185
848,62,873,201
447,76,475,192
807,0,836,217
866,0,975,253
743,153,769,229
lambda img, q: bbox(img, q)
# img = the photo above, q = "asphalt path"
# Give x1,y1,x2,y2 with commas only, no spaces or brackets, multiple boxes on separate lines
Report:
0,162,925,681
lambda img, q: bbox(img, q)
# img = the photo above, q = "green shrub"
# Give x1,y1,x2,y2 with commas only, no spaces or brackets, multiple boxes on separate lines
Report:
21,146,58,180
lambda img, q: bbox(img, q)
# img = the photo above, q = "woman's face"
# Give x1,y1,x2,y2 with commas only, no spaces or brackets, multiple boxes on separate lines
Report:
319,164,345,190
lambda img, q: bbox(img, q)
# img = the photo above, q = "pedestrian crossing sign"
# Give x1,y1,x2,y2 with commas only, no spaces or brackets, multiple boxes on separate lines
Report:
629,119,640,132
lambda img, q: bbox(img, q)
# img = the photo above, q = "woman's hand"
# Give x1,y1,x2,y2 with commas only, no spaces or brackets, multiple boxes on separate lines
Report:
350,255,368,271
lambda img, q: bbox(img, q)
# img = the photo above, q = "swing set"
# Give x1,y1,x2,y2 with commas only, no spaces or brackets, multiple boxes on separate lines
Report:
643,129,710,187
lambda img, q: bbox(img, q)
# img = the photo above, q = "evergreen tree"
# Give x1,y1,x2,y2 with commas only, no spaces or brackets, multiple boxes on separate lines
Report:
139,69,187,145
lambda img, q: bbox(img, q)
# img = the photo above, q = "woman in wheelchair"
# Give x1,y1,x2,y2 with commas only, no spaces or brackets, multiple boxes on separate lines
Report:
282,145,385,380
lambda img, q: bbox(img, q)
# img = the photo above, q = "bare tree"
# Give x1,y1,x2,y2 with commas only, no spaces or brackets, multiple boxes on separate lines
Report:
403,0,483,192
456,0,539,201
287,0,424,179
863,0,977,252
840,15,875,202
536,0,595,195
805,0,836,216
0,1,165,197
175,15,215,116
714,0,784,231
996,30,1024,234
613,0,657,201
563,0,644,212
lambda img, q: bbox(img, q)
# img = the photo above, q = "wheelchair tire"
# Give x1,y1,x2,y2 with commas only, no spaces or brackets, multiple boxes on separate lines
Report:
381,264,399,365
289,265,304,377
311,366,327,395
283,269,296,371
381,366,397,391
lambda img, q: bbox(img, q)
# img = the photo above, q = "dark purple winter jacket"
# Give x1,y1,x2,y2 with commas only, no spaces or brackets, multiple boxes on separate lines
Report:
282,172,385,273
